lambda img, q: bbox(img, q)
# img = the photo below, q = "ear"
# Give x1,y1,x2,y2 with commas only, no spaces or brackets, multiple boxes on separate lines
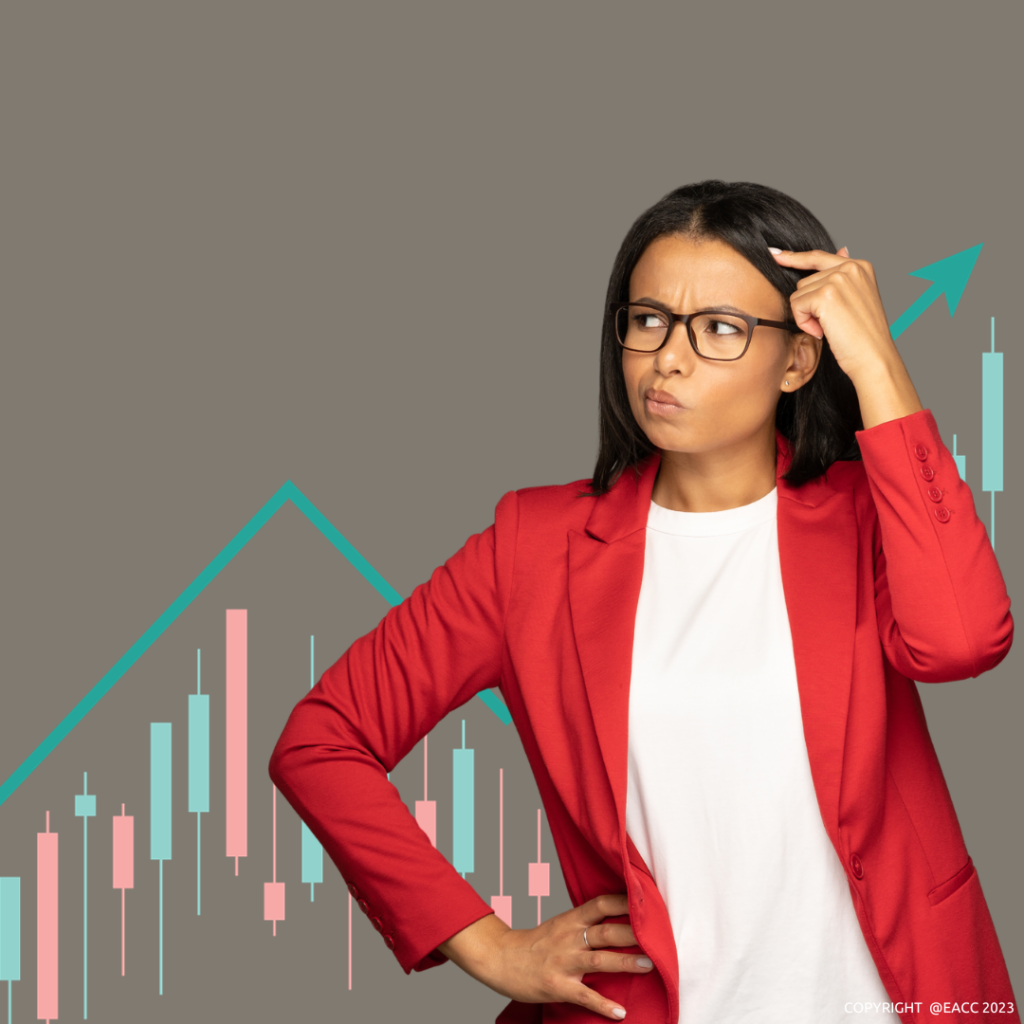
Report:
782,331,823,391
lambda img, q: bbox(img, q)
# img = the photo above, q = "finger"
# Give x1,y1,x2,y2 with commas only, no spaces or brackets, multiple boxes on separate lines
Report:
789,260,846,291
794,316,824,341
579,922,637,954
569,977,628,1021
576,948,652,982
768,247,848,271
595,922,641,948
589,918,636,948
837,245,850,257
784,289,825,339
579,945,651,971
580,893,629,927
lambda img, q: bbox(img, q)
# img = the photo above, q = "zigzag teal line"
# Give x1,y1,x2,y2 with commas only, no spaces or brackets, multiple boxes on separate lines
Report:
0,480,511,809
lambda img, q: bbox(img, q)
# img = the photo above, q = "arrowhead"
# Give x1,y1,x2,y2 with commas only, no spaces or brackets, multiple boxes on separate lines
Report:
908,243,984,317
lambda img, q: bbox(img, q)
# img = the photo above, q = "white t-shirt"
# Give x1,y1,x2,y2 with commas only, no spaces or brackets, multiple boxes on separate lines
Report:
624,486,896,1023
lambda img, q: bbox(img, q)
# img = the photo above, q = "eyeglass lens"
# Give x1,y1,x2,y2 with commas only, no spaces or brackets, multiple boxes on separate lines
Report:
615,305,750,358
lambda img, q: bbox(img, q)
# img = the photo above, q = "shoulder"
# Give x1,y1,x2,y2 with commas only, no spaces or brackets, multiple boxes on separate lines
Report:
818,457,879,529
781,456,872,515
516,474,596,514
821,457,868,491
493,473,597,541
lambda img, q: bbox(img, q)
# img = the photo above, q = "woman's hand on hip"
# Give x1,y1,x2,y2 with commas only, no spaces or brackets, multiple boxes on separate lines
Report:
437,892,653,1020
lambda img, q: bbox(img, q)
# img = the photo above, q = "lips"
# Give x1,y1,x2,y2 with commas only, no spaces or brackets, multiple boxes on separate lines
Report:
645,388,682,407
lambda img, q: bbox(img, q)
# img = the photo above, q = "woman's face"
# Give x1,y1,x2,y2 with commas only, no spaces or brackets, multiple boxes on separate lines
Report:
621,232,819,457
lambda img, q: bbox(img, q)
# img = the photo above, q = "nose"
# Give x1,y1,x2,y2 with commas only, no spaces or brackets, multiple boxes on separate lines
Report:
653,320,698,376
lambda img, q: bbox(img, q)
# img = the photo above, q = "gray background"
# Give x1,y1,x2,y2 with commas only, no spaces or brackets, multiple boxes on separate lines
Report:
1,2,1020,1022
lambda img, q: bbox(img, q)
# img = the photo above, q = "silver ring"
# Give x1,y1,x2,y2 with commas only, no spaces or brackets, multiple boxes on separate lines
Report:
583,926,591,949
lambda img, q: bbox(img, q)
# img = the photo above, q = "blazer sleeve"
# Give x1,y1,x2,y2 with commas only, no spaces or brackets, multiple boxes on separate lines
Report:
855,407,1013,682
268,487,520,974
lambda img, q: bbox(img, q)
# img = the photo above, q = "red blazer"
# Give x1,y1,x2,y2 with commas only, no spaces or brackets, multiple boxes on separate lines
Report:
268,408,1016,1024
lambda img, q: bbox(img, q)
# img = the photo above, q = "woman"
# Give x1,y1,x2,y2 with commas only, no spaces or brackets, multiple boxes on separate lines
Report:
268,180,1016,1024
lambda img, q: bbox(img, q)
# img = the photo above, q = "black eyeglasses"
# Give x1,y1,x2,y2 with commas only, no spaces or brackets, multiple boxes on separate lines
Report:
610,301,800,361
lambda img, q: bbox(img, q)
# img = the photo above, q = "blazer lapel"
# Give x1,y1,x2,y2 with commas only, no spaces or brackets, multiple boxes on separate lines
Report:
776,449,859,842
567,432,858,868
567,453,660,864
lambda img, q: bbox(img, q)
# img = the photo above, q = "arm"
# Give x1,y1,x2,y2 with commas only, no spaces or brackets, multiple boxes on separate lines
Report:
856,408,1013,682
766,245,1013,679
268,488,520,973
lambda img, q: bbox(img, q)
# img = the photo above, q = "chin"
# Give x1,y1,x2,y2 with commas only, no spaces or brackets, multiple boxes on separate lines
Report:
644,424,693,451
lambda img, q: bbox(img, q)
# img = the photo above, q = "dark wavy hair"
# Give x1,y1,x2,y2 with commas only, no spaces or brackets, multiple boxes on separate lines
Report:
579,179,864,497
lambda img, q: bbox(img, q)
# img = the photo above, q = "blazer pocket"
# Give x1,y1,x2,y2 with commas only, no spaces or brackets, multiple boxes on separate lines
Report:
926,855,976,907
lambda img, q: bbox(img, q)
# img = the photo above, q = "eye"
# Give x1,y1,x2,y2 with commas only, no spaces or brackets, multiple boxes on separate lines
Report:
706,318,741,335
633,311,668,330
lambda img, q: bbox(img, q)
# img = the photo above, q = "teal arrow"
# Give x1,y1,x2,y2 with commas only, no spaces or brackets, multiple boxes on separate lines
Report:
0,480,514,809
889,243,983,340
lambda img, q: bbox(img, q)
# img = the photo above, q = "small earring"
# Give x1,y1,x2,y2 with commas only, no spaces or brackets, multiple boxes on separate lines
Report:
784,380,789,386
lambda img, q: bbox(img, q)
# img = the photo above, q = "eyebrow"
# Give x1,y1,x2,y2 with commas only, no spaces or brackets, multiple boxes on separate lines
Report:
631,296,753,316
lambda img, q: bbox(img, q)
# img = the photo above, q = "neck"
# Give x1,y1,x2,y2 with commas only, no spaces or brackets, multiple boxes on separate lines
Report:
650,424,778,513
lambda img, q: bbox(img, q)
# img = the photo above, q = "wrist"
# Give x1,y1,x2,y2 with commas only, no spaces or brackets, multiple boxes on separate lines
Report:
842,346,903,388
437,911,511,972
849,353,924,431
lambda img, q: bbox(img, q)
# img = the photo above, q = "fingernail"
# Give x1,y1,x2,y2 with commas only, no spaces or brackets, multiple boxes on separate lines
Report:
613,1010,627,1020
637,957,653,968
768,247,782,254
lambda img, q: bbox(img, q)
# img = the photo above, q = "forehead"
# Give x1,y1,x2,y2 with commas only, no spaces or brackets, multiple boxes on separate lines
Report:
629,233,782,312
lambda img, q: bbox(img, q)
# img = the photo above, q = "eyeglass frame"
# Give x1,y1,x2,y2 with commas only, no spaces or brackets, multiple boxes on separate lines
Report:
609,300,801,361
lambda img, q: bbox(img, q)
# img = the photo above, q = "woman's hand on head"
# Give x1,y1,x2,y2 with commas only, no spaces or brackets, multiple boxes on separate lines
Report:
768,245,900,384
769,244,925,426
